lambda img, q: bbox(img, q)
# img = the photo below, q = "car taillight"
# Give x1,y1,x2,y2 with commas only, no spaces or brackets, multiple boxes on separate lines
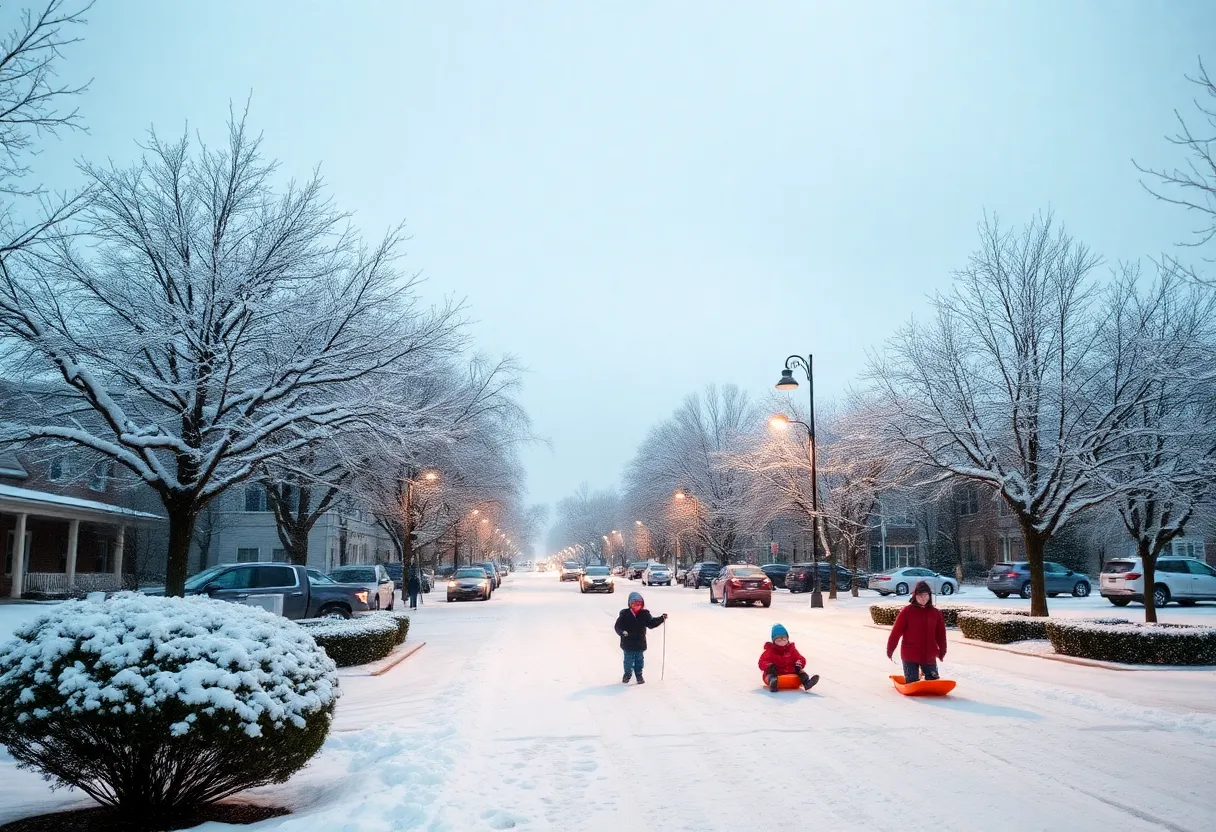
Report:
1005,572,1018,578
1124,573,1141,580
762,579,772,587
728,579,743,587
874,575,890,581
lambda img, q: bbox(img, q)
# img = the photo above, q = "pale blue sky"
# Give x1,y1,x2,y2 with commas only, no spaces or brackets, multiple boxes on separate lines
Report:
31,1,1216,549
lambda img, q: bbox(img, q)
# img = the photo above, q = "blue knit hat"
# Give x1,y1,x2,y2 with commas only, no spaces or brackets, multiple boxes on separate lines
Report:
771,623,789,640
628,591,644,605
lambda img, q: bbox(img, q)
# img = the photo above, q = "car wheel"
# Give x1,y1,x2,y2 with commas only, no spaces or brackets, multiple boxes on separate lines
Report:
386,594,395,611
371,595,380,611
1108,597,1131,607
940,582,955,596
993,591,1009,598
1153,584,1171,608
710,588,718,604
722,589,730,608
761,598,772,608
1020,581,1032,599
319,604,351,620
895,583,909,596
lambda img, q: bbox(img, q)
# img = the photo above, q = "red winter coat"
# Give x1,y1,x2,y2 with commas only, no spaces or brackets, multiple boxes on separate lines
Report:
887,603,947,664
758,640,806,675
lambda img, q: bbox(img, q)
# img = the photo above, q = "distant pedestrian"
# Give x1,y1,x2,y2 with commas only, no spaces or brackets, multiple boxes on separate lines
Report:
406,565,422,611
614,591,667,684
886,580,947,682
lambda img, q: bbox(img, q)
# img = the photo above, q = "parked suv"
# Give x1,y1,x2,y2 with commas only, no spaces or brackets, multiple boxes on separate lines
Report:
1100,556,1216,608
683,562,722,588
786,562,856,593
987,561,1092,599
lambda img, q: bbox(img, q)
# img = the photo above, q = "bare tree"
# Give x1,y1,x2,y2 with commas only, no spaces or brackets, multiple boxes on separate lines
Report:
622,384,755,563
866,213,1143,616
0,112,464,594
1093,266,1216,621
548,483,623,566
1136,58,1216,261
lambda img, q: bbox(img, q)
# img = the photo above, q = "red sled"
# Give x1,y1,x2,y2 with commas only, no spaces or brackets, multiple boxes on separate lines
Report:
890,675,956,697
761,673,804,691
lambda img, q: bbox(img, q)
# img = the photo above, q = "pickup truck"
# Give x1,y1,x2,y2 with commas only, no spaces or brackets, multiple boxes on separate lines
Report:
179,562,373,620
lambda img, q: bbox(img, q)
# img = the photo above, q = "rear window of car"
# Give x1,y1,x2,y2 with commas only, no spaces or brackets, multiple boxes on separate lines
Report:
1102,561,1137,574
730,566,767,577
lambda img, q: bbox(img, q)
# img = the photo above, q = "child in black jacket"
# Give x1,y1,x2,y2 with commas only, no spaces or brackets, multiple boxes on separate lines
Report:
614,591,667,684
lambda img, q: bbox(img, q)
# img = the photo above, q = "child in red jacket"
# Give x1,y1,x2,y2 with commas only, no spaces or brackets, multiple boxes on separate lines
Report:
758,624,819,692
886,580,948,681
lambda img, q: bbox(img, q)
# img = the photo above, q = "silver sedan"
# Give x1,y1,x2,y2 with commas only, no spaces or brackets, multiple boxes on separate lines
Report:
869,567,958,597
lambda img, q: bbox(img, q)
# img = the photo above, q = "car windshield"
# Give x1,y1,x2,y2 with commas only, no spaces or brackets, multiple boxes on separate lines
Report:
184,565,229,591
330,567,376,582
455,569,486,579
585,567,610,575
648,565,668,571
730,566,767,577
563,561,579,568
1103,561,1137,574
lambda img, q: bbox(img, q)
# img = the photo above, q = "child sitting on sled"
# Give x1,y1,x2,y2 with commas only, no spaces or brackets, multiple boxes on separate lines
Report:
886,580,948,682
758,624,819,692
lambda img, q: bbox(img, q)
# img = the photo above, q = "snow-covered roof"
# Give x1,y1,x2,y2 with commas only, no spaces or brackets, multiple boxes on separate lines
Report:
0,483,163,521
0,451,25,478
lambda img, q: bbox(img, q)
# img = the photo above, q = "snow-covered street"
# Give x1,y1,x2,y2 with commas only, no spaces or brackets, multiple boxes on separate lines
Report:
3,578,1215,831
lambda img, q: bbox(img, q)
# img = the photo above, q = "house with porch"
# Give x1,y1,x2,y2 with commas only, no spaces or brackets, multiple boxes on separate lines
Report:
1,449,164,598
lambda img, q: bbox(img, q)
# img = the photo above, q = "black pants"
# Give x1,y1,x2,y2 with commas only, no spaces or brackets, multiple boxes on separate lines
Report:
408,589,419,609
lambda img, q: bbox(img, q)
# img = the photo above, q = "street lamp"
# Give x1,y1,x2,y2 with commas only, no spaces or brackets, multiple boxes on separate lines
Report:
773,353,823,609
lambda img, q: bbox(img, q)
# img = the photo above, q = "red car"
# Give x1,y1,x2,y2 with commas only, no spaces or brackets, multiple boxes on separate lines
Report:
709,565,773,608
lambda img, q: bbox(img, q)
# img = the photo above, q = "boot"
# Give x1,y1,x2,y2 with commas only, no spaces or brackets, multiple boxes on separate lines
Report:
636,673,645,684
800,671,820,692
622,673,632,684
768,674,780,693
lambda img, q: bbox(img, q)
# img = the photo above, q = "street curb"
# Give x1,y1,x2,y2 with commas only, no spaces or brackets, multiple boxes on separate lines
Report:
369,641,426,676
865,623,1206,672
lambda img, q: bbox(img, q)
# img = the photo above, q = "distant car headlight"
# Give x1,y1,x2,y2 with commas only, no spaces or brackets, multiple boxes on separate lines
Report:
448,580,456,587
355,590,368,603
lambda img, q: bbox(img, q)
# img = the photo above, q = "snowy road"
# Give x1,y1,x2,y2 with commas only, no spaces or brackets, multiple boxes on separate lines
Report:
3,579,1216,831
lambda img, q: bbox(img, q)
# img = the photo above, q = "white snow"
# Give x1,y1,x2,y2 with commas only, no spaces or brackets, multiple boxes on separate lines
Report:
3,580,1216,831
0,482,163,519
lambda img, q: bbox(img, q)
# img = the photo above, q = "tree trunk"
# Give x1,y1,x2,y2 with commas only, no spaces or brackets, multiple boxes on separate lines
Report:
1138,538,1158,624
1021,522,1050,617
164,497,199,597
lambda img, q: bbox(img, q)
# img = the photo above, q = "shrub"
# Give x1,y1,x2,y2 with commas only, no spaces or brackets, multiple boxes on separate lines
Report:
297,610,409,668
0,594,338,827
957,612,1049,643
1046,619,1216,665
869,602,1030,628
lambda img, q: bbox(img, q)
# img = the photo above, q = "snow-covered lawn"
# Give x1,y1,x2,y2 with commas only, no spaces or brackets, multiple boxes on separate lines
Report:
3,577,1216,830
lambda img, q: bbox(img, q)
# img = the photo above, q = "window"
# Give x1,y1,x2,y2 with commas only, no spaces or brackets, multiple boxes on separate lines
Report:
252,565,297,589
88,460,114,492
996,499,1011,516
271,548,288,562
209,567,255,590
1186,560,1216,577
49,456,71,482
237,547,260,563
1173,539,1205,559
957,488,979,516
243,485,267,512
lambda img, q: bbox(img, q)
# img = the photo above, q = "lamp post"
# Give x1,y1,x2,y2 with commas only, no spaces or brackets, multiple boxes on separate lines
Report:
774,354,823,608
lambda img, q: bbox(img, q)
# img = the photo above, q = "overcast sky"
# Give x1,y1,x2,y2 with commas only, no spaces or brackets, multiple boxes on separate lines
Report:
32,1,1216,552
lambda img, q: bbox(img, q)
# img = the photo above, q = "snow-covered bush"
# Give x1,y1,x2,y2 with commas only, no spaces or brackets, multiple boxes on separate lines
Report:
0,594,338,824
869,603,1029,627
1045,619,1216,665
957,612,1049,644
297,610,410,667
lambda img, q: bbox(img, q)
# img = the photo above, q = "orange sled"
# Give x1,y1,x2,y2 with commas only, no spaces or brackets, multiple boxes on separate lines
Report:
761,673,804,691
890,675,956,697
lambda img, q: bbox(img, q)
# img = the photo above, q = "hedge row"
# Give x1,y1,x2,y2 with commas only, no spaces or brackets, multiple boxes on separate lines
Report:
869,603,1029,628
1046,619,1216,666
956,612,1049,644
297,611,411,668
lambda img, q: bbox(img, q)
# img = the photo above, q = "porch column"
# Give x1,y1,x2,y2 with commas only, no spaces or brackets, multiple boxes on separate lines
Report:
10,512,27,598
112,525,125,588
65,519,80,590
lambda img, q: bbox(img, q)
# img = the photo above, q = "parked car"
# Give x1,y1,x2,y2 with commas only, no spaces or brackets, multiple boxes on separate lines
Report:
580,566,616,593
759,563,791,589
870,566,958,597
478,561,503,589
642,563,673,586
987,561,1091,599
181,563,372,619
709,564,773,607
447,567,492,601
328,564,396,610
559,561,583,581
1100,556,1216,608
422,568,435,593
626,561,652,580
786,562,857,593
384,562,404,591
684,562,722,588
611,565,627,576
